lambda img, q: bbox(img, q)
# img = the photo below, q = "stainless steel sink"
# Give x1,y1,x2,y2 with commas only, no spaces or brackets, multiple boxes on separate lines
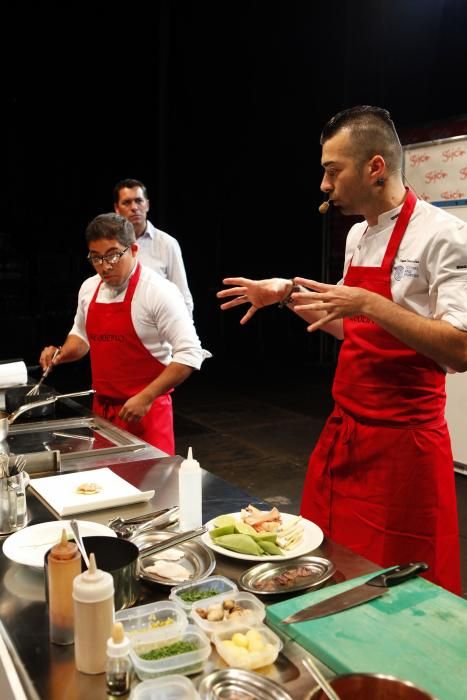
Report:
4,415,147,461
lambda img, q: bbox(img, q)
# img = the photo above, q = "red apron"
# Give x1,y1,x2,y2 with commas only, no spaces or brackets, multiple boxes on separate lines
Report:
86,263,175,455
301,190,461,594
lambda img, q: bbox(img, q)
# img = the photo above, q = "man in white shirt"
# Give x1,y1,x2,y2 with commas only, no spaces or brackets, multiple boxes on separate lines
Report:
217,106,467,594
39,213,207,454
113,178,194,316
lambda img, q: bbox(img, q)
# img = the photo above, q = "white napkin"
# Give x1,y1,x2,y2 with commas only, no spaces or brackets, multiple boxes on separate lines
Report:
0,360,27,388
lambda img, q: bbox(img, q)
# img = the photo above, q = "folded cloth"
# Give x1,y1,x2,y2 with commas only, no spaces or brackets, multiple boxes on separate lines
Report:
0,360,27,388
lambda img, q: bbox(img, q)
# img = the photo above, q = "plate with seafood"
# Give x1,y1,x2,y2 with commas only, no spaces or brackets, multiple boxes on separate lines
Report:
201,505,324,562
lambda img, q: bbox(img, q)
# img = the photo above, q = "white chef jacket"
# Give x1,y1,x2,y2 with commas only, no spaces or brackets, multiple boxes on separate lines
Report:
70,263,207,369
342,199,467,331
137,220,194,317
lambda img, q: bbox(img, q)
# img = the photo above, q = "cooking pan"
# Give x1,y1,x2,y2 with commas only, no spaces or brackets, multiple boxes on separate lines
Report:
307,673,437,700
44,536,139,612
78,528,206,610
5,383,96,419
5,385,56,419
0,390,95,441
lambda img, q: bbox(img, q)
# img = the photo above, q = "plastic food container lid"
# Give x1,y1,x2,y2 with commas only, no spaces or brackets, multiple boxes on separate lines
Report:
130,624,211,680
190,590,266,638
115,600,188,647
212,623,282,671
169,575,238,612
130,674,200,700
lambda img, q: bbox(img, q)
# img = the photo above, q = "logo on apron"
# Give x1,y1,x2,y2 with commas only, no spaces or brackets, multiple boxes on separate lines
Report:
393,265,404,281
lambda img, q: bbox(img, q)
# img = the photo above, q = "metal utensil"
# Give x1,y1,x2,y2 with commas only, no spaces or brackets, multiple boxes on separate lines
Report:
52,432,95,442
7,454,27,476
281,562,428,623
108,506,179,535
26,348,61,397
138,526,207,560
116,506,180,539
0,453,10,478
302,658,341,700
70,520,90,569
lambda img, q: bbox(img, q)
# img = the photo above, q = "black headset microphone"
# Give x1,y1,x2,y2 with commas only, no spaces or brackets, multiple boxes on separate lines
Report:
319,177,385,214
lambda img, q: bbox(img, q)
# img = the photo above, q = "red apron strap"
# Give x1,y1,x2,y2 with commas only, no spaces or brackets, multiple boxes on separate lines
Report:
381,189,417,270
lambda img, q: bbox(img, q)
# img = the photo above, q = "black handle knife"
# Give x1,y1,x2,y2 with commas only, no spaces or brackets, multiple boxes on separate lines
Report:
281,562,428,624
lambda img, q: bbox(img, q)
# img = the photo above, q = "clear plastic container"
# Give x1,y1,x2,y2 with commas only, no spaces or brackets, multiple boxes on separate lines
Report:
169,575,238,613
130,624,211,680
190,591,265,638
212,623,282,670
115,600,188,648
130,674,200,699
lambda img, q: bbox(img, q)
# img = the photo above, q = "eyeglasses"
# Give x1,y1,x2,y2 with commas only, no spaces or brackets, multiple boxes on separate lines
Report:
87,246,130,266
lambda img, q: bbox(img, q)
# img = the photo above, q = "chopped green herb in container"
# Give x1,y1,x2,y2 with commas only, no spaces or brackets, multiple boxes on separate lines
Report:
139,640,198,660
179,589,219,603
130,625,211,680
170,575,238,612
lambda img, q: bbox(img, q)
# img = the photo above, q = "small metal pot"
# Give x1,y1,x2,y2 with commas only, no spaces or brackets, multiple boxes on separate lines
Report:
44,527,206,611
81,536,140,611
307,673,438,700
44,535,140,612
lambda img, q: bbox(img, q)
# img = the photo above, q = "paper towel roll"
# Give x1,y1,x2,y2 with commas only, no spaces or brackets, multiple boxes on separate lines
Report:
0,360,28,388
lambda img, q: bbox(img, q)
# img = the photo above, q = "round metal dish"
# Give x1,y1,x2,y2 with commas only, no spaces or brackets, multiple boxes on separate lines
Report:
198,668,293,700
132,530,216,587
238,556,336,596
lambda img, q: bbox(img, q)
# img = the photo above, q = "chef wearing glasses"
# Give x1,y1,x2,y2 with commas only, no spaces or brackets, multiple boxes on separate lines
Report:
39,213,209,454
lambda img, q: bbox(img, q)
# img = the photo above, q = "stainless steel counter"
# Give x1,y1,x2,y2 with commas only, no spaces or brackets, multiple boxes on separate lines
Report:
0,450,381,700
0,394,381,699
0,391,167,473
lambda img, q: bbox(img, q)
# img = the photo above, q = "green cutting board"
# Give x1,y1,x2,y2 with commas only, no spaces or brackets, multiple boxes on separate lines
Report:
267,570,467,700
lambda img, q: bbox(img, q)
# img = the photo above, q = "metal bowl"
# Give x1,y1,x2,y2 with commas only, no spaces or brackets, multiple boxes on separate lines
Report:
307,673,438,700
198,668,293,700
132,530,216,586
239,556,336,595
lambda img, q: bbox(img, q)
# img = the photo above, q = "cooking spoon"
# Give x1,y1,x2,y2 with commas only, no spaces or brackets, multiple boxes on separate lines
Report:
303,657,341,700
70,520,90,569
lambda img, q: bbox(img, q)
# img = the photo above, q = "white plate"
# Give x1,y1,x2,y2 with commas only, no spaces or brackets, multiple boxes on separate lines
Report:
201,512,324,562
2,520,117,569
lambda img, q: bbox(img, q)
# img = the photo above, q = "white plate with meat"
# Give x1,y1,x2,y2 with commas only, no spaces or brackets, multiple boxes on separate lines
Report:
201,509,324,562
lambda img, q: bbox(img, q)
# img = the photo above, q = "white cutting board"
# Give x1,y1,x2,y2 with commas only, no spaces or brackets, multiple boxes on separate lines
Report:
29,468,154,516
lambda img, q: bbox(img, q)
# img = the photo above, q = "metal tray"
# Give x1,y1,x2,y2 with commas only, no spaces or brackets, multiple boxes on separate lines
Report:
198,668,294,700
132,530,216,586
238,556,336,596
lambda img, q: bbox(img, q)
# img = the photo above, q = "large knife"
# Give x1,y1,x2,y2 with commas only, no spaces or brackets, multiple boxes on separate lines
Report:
281,561,428,623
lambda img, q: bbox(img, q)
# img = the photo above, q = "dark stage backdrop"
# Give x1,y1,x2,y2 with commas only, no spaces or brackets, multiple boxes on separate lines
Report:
2,0,467,386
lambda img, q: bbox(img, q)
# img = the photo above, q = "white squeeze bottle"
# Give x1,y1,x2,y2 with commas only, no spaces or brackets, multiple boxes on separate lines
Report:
178,446,202,530
72,552,115,675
